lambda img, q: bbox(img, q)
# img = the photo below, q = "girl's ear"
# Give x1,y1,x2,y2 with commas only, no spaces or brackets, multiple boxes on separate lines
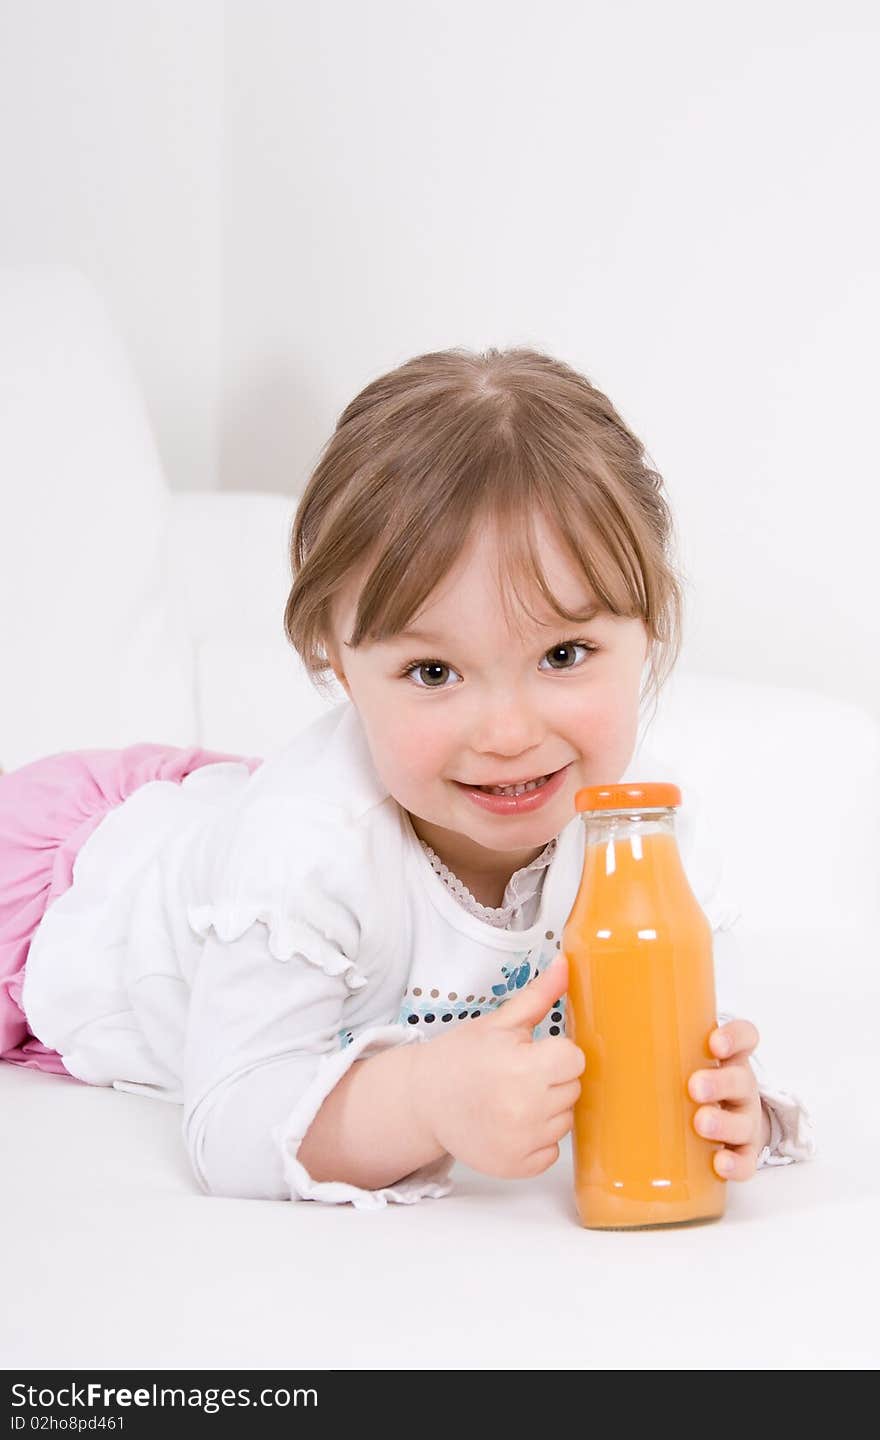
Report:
324,639,352,699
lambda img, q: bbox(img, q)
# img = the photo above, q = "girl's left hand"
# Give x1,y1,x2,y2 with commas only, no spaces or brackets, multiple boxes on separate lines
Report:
688,1019,769,1182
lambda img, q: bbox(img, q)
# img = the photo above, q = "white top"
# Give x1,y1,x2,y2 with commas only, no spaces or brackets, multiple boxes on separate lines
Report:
21,700,816,1209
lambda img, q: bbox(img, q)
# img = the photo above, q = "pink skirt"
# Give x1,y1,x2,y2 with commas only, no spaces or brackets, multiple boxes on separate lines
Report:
0,742,263,1080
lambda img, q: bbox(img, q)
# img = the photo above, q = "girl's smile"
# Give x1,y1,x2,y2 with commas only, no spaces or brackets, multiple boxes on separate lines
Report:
452,761,573,816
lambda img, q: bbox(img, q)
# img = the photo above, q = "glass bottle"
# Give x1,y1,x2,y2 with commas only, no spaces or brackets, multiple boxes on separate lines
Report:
562,782,726,1229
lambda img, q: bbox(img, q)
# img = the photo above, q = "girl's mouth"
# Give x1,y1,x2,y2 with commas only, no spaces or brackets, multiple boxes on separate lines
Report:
453,764,572,815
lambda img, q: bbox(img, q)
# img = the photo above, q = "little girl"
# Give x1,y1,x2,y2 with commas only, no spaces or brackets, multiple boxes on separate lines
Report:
0,346,816,1209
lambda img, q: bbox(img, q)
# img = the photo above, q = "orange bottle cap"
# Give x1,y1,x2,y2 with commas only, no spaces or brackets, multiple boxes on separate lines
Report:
575,781,682,813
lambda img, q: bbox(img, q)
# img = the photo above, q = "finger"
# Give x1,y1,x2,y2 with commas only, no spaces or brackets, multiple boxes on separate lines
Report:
490,952,568,1034
542,1110,575,1145
710,1019,760,1059
688,1064,755,1106
694,1105,755,1146
547,1079,582,1114
713,1143,759,1182
521,1143,561,1177
537,1035,586,1084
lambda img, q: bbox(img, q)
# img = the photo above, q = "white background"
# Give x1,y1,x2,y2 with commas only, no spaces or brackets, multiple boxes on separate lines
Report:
1,0,878,717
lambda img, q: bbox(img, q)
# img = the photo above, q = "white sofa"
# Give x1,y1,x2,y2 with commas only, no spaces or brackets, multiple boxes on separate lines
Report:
2,266,878,1370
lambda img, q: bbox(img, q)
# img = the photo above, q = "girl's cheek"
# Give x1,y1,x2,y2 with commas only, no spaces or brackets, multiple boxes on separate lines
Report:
376,726,442,783
570,695,638,766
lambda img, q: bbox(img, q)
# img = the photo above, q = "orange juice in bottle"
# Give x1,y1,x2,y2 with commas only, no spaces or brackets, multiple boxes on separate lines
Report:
562,782,726,1229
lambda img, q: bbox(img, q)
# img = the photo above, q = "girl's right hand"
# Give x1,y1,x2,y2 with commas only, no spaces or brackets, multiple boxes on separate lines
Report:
410,952,586,1179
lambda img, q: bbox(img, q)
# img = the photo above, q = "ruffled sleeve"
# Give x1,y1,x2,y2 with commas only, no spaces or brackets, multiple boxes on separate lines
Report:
181,795,455,1207
182,920,456,1207
187,901,368,990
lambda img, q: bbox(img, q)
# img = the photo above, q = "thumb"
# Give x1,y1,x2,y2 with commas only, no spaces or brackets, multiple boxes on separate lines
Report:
489,951,568,1034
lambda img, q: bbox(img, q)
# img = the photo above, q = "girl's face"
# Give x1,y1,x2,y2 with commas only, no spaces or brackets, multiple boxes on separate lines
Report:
326,514,649,885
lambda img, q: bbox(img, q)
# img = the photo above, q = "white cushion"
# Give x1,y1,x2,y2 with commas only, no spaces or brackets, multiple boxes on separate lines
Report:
163,488,345,758
0,264,195,770
642,666,880,935
195,630,343,760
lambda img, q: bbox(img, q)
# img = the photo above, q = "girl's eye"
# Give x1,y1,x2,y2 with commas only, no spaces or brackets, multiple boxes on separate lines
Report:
398,640,599,689
539,641,599,673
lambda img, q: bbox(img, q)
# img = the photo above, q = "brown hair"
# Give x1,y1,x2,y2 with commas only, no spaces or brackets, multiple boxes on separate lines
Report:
283,347,685,723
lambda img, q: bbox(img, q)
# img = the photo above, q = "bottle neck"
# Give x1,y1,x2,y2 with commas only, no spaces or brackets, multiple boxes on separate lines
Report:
573,805,697,927
580,808,677,845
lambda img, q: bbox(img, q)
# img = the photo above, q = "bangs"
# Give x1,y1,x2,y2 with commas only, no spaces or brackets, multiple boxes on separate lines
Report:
344,435,646,652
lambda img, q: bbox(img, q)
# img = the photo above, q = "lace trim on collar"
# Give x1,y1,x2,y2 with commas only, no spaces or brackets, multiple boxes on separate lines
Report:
419,836,557,926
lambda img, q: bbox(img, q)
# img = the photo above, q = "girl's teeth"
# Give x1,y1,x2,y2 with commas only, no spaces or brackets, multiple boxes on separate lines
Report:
479,774,551,797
